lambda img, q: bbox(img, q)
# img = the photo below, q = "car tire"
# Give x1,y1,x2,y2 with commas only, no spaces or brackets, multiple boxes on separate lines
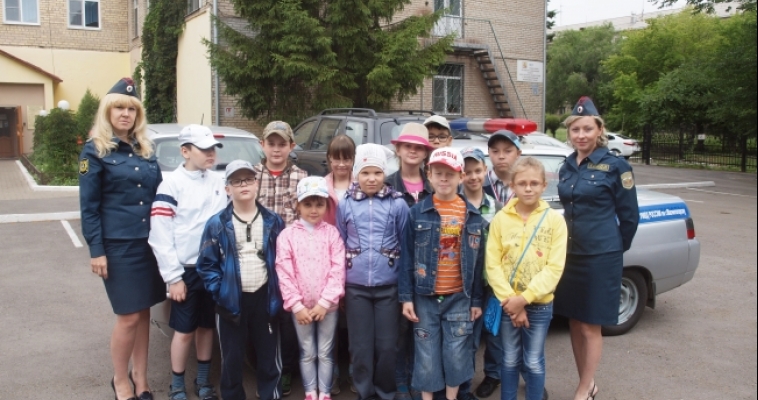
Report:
602,269,648,336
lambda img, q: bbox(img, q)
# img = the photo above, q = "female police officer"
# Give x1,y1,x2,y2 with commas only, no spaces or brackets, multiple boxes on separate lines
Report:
554,97,639,400
79,78,163,400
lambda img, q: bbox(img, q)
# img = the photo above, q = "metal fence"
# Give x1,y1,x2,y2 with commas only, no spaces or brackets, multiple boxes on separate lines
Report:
635,128,757,172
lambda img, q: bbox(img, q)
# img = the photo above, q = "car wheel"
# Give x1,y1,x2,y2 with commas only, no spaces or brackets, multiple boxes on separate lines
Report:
602,269,648,336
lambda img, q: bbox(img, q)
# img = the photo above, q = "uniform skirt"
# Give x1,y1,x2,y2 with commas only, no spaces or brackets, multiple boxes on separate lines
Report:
553,251,624,326
102,238,165,315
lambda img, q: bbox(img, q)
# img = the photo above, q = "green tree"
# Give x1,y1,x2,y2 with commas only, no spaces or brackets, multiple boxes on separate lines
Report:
76,89,100,140
546,24,618,114
140,0,185,123
206,0,454,124
544,114,561,136
653,0,756,13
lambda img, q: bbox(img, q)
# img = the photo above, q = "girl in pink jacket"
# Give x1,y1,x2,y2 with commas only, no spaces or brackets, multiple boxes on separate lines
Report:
276,176,346,400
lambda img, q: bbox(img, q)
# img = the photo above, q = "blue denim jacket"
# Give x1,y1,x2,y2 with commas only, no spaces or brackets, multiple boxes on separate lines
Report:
196,202,284,318
398,194,485,308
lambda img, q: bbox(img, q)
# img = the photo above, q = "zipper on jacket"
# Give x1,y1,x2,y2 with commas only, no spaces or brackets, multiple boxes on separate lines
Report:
369,198,373,286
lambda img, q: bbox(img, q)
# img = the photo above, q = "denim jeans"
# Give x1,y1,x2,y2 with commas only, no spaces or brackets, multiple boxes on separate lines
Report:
458,287,504,394
412,292,475,392
293,311,339,393
500,302,553,400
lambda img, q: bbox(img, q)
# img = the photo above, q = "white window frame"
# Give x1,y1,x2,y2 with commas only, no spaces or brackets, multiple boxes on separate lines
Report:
433,65,464,116
67,0,101,30
2,0,40,25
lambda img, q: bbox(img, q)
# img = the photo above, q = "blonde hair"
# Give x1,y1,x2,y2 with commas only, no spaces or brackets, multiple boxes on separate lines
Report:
510,156,546,184
89,93,154,158
563,115,609,148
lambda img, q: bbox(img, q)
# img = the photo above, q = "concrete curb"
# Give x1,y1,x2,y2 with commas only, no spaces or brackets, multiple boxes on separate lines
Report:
0,211,80,224
638,181,716,189
15,160,79,192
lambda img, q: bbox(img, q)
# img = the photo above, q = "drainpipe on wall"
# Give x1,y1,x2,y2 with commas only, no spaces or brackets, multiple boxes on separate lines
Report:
542,0,548,131
213,0,220,126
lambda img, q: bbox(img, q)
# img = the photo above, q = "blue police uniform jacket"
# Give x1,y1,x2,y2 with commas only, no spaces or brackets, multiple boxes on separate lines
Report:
79,139,162,258
397,194,485,308
196,202,284,319
558,147,639,255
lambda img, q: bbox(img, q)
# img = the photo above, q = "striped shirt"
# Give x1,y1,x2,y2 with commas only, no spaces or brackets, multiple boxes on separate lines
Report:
433,196,466,295
233,212,267,293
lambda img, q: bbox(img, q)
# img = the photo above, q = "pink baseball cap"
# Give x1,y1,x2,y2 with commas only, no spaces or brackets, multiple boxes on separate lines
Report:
427,147,464,172
391,122,434,151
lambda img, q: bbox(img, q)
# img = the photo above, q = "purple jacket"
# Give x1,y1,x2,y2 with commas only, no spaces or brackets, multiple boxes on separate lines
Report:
336,182,409,287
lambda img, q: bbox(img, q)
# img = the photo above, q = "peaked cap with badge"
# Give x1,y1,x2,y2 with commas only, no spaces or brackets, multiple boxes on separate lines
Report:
571,96,599,117
108,77,140,99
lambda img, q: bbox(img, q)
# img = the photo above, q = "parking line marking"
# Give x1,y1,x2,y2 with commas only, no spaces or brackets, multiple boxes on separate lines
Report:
687,188,757,198
61,220,83,248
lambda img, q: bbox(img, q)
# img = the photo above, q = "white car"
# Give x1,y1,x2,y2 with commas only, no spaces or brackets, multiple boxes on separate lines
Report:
520,132,572,150
606,133,640,159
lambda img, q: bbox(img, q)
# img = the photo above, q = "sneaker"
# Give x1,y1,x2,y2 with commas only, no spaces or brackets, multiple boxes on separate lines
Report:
194,379,219,400
282,373,293,396
305,392,317,400
348,376,357,393
168,385,188,400
331,374,341,395
456,392,478,400
474,376,500,398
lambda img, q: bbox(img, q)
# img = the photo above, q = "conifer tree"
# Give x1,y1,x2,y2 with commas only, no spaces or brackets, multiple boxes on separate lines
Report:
206,0,453,123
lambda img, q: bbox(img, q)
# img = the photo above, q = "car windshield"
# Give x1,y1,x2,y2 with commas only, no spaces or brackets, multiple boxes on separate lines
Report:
154,137,264,172
386,153,565,200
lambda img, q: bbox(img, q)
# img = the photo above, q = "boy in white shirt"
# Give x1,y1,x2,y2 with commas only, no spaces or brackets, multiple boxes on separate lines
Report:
149,124,228,400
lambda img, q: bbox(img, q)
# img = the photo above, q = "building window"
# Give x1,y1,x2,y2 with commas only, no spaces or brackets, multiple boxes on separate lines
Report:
69,0,100,29
133,0,139,37
3,0,39,24
433,64,463,115
187,0,201,14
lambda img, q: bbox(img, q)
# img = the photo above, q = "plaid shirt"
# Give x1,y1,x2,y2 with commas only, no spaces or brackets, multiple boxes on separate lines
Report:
253,162,308,226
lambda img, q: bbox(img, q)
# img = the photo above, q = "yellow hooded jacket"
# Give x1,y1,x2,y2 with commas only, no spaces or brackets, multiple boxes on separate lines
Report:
486,199,568,305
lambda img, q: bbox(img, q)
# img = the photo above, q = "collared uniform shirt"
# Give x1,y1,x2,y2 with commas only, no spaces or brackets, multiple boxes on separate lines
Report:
79,139,162,257
558,147,640,255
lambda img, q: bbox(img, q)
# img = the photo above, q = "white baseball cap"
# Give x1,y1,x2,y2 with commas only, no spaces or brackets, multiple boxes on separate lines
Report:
297,176,330,202
178,124,222,150
423,115,451,131
428,147,464,172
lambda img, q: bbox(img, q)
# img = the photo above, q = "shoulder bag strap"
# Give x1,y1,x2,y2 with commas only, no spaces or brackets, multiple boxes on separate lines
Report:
508,208,550,286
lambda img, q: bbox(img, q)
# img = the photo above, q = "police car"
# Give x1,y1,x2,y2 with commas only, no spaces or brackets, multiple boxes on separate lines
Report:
449,137,701,335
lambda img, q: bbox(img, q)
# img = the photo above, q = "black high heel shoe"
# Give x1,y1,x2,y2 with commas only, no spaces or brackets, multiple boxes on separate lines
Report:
129,371,154,400
111,377,137,400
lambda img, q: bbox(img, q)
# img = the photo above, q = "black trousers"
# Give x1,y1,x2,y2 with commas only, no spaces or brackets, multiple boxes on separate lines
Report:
277,308,300,375
217,287,282,400
346,284,399,400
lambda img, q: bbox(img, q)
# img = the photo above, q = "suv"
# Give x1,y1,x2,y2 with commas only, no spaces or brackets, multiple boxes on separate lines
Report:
290,108,435,176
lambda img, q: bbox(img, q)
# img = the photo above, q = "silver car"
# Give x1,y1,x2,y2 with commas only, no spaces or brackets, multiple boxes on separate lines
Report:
451,137,701,335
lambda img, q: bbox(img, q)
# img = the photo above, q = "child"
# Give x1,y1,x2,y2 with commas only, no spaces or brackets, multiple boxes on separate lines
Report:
485,157,567,400
254,120,309,393
196,160,286,400
386,122,435,206
458,147,503,400
399,148,485,400
276,177,346,400
424,116,454,149
148,125,227,400
337,143,409,400
324,135,356,226
484,130,522,205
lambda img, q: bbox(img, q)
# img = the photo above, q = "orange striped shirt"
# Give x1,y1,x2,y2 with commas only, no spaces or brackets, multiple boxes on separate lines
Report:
433,196,466,295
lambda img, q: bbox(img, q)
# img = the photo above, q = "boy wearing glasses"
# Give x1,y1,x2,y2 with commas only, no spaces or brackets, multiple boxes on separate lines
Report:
424,116,454,149
197,160,286,400
149,124,226,400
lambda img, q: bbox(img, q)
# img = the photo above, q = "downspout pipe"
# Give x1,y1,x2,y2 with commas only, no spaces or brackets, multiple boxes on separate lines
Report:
213,0,220,125
542,0,548,132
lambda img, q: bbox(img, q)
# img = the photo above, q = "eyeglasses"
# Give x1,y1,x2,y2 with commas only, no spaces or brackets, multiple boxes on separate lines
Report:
514,181,544,189
228,178,255,187
428,135,450,142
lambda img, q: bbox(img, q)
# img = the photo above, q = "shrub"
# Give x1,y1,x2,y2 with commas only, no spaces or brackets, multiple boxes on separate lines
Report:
545,114,561,136
76,89,100,140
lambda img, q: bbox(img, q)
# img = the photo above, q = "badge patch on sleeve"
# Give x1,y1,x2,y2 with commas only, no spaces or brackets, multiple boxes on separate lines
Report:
621,171,634,189
79,159,89,175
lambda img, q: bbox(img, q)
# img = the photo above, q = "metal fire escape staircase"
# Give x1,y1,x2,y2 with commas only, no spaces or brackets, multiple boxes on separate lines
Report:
472,48,513,118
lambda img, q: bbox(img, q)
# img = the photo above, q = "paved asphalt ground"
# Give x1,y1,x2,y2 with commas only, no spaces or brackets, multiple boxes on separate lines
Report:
0,162,755,399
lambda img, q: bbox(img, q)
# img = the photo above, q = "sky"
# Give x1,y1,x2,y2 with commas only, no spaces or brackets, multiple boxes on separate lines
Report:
554,0,687,26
